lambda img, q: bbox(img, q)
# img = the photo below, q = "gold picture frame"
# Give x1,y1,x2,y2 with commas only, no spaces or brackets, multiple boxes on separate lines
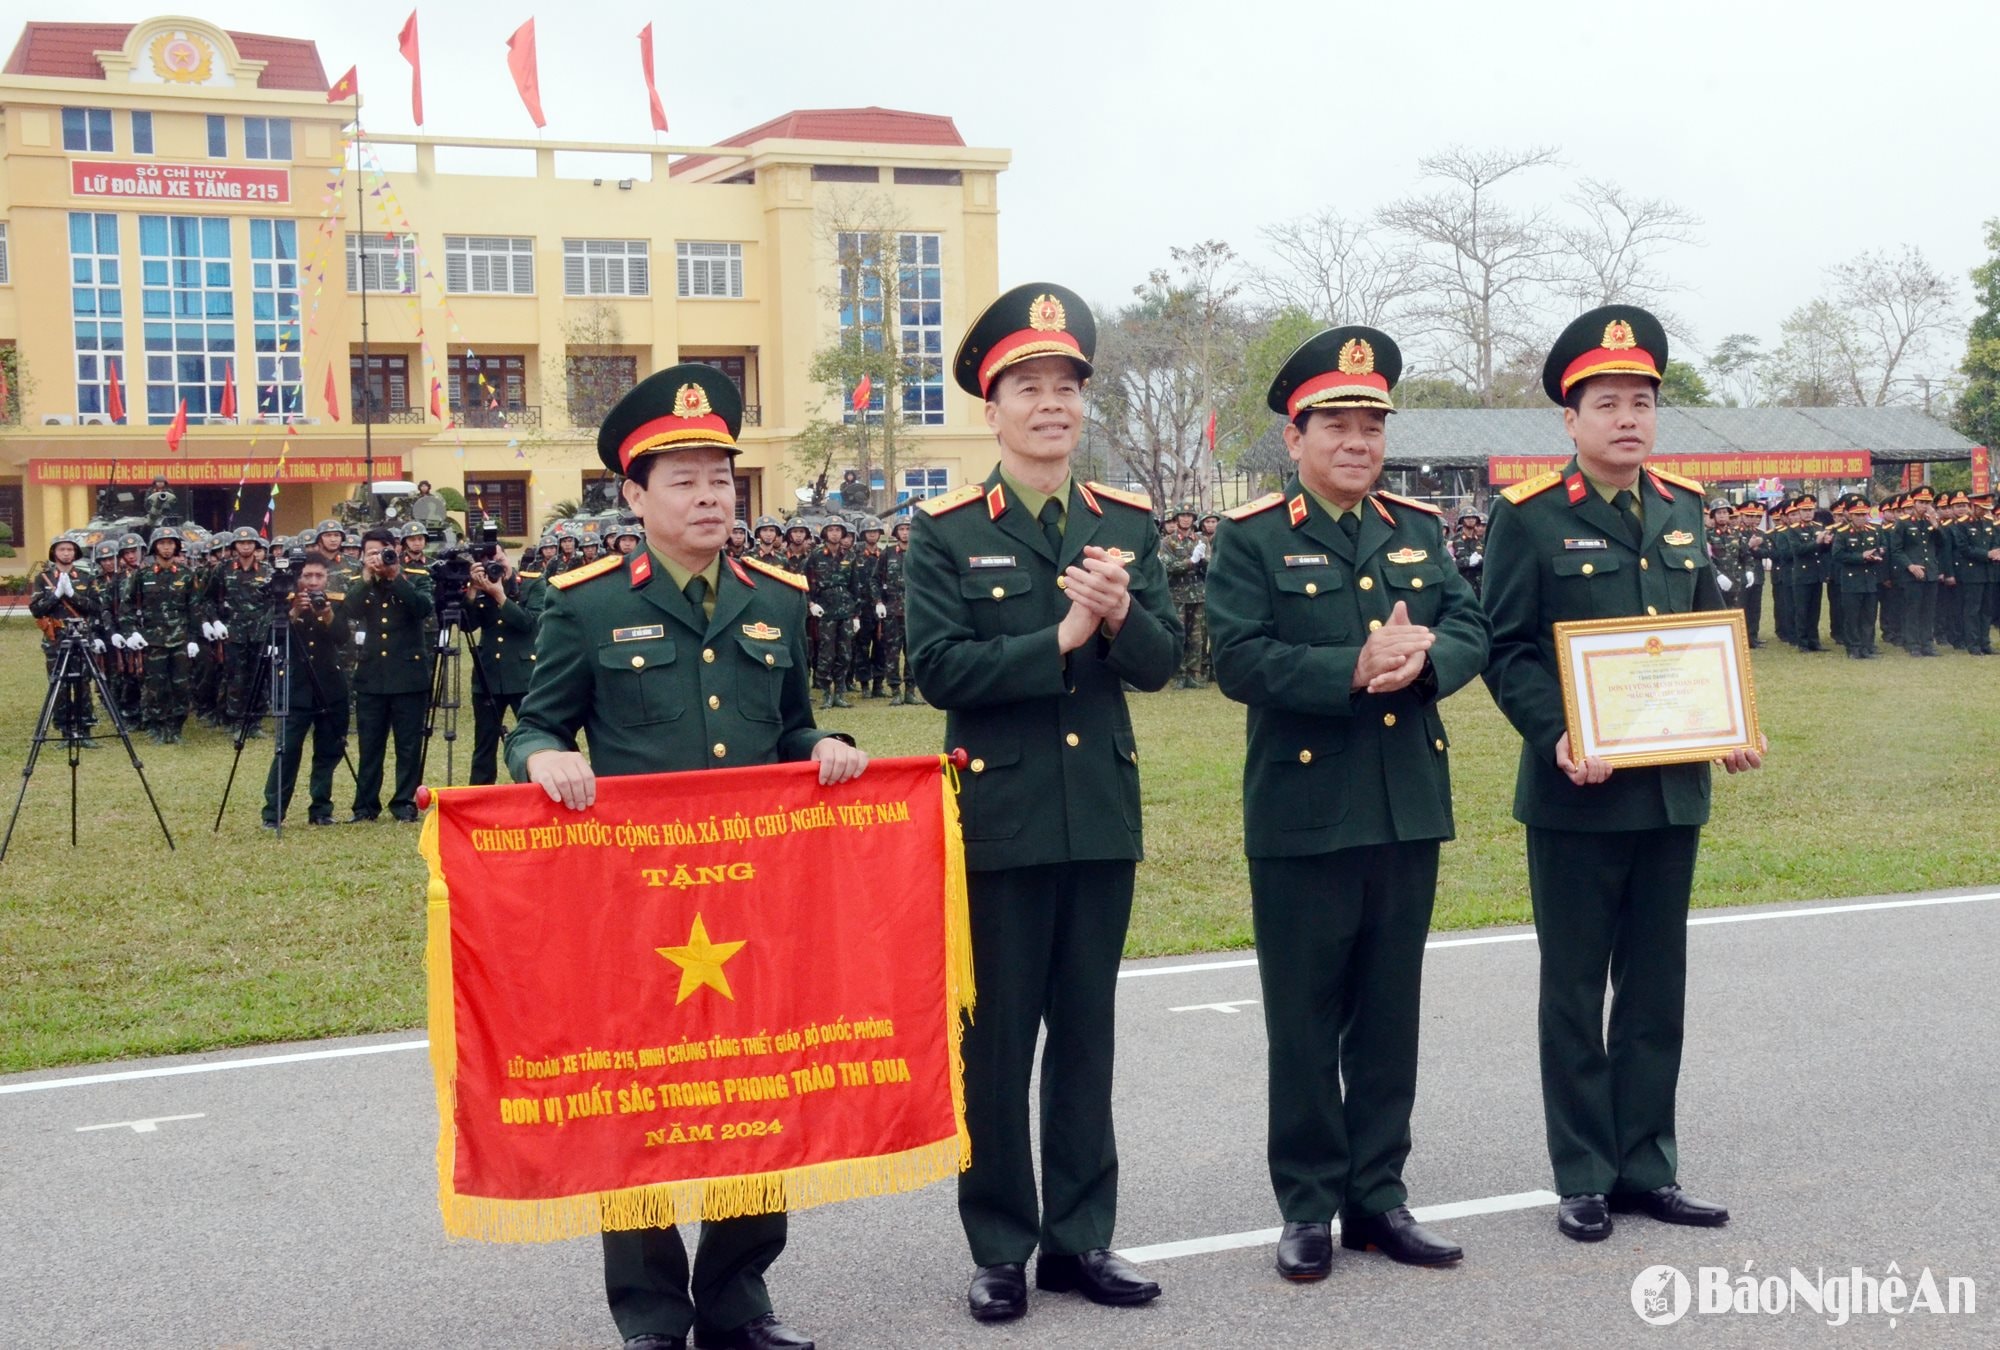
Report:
1553,609,1761,770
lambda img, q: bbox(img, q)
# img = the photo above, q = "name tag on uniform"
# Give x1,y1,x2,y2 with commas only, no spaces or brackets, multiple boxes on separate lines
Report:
968,555,1017,569
1663,530,1695,546
612,624,665,643
1283,554,1329,568
1563,539,1609,550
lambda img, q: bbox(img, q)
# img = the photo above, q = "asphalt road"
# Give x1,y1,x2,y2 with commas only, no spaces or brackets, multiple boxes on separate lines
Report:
5,886,1997,1349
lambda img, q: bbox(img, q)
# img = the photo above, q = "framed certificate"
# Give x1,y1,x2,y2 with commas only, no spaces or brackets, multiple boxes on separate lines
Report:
1553,610,1761,769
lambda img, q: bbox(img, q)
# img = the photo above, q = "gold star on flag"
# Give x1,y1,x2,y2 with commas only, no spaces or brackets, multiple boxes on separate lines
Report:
656,914,746,1004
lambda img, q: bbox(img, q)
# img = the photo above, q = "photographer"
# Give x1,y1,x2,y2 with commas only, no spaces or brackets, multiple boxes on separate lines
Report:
30,535,104,746
261,558,351,828
461,553,537,786
341,528,429,822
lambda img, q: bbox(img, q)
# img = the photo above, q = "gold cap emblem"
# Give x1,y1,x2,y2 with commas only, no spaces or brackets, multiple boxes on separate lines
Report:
1028,294,1068,333
1338,338,1376,376
1602,319,1638,350
673,383,713,419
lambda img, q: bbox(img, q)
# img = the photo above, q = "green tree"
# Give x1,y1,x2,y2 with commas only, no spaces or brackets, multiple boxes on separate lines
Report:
0,345,24,424
1215,306,1320,462
1706,333,1764,407
1955,218,2000,451
1395,375,1484,409
1658,360,1714,407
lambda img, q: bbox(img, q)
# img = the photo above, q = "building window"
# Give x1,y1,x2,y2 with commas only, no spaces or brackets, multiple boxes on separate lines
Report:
0,483,22,546
0,222,9,285
565,353,637,429
838,231,944,426
447,353,527,424
676,241,744,299
131,111,154,155
445,235,534,295
902,467,951,500
685,355,745,397
344,232,417,294
893,168,961,187
350,353,410,421
138,215,234,422
68,212,125,416
207,115,228,158
243,117,293,161
811,164,879,183
250,219,302,418
563,239,649,297
463,478,529,536
62,107,114,153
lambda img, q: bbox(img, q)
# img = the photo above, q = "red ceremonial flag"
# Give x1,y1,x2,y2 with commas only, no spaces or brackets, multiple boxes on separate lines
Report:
638,24,668,133
418,756,973,1241
219,361,237,419
399,11,425,126
1972,445,1991,497
105,358,127,423
0,355,10,413
852,375,873,413
164,398,188,452
1204,408,1218,451
327,65,359,103
505,19,547,129
324,365,343,422
430,376,445,423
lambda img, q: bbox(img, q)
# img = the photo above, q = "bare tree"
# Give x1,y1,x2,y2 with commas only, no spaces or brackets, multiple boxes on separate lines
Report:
1249,210,1421,327
1552,177,1702,338
1379,145,1563,405
1829,245,1959,406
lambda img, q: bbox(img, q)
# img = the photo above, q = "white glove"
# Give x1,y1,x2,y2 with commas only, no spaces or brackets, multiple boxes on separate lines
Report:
1716,573,1734,594
850,616,861,634
54,571,74,598
810,602,825,618
92,639,106,654
354,629,368,647
216,623,230,641
111,633,128,650
200,621,215,641
875,602,887,619
1190,541,1207,565
128,634,149,651
1468,550,1483,567
1742,571,1756,589
186,641,201,658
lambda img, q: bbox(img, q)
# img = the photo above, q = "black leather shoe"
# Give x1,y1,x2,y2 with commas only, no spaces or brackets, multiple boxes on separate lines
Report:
1274,1221,1333,1281
1340,1205,1463,1265
346,811,378,824
623,1336,687,1350
308,812,334,826
967,1263,1027,1322
1034,1248,1160,1306
692,1312,813,1349
1609,1184,1730,1227
1558,1193,1612,1242
389,806,420,823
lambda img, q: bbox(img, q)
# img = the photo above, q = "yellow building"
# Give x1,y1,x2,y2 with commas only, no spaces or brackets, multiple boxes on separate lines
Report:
0,15,1010,565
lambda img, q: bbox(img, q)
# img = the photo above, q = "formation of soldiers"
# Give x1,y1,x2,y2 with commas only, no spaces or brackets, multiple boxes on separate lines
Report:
1157,505,1219,687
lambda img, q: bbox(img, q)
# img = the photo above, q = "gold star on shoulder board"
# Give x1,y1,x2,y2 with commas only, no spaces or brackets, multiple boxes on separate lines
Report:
656,913,747,1004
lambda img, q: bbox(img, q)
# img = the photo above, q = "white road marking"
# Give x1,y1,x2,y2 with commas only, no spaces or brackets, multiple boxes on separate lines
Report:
5,891,1994,1097
1169,999,1260,1014
1117,1189,1562,1264
75,1113,205,1134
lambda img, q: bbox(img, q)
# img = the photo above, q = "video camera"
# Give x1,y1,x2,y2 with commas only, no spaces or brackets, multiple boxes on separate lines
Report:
431,523,512,614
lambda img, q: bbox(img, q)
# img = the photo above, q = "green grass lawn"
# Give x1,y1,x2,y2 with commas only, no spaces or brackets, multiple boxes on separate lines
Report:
1,616,1993,1073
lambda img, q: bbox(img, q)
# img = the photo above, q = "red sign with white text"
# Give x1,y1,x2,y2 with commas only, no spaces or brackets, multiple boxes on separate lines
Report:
30,456,402,486
71,159,290,205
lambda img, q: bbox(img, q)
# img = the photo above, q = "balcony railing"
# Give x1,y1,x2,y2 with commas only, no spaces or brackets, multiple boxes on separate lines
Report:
455,404,541,430
742,404,762,427
355,405,427,426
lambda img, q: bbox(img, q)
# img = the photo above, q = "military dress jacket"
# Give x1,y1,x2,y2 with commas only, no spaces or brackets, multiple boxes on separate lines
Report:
1207,482,1490,858
504,551,839,781
904,468,1181,872
340,571,433,696
465,588,540,697
1888,518,1940,577
275,594,351,711
1832,525,1888,594
1481,458,1725,833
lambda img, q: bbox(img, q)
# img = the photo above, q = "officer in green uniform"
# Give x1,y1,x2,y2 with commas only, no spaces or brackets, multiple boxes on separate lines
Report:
261,555,351,826
1889,485,1942,655
1482,305,1762,1243
507,364,866,1350
122,526,202,743
342,527,430,821
1953,492,1999,652
462,553,537,786
1207,327,1490,1281
1833,496,1888,657
905,282,1181,1324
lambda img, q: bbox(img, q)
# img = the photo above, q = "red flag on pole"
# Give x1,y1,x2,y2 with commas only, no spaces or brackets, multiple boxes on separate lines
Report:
1204,408,1218,451
0,354,10,414
506,20,547,129
399,11,425,126
324,365,343,422
219,360,237,419
430,376,445,423
852,375,873,413
105,358,127,423
165,398,188,452
638,24,668,133
327,65,359,103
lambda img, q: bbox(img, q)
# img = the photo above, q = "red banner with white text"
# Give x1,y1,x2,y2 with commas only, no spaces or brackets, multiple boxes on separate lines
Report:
419,756,972,1242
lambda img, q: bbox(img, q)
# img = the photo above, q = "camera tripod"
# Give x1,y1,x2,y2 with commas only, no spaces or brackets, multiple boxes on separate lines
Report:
2,622,176,862
213,603,358,837
417,595,504,789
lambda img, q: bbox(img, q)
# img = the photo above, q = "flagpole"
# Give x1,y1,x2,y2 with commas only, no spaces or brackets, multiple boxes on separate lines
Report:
353,88,375,493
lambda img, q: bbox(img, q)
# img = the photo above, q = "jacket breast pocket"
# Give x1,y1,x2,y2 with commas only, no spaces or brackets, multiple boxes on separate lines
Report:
1550,552,1622,617
1271,567,1350,643
1382,562,1442,621
596,637,683,725
1660,545,1703,608
733,635,792,723
958,569,1039,636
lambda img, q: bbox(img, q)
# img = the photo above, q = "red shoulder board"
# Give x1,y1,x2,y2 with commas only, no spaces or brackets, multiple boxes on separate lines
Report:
1565,472,1588,505
1085,481,1153,511
627,550,653,588
985,482,1008,520
740,556,808,591
1224,492,1285,522
548,553,624,591
1288,494,1310,528
1376,489,1443,517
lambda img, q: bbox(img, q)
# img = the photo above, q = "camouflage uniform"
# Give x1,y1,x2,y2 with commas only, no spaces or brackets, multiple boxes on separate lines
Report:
852,519,889,696
122,532,202,741
805,527,862,707
208,533,273,731
1160,515,1206,687
28,544,103,742
881,523,921,704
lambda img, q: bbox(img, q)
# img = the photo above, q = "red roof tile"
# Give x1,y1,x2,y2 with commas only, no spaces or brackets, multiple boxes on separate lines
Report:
4,21,328,92
671,106,964,178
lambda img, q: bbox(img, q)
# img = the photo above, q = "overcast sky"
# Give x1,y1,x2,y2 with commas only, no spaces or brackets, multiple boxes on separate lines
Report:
30,0,1997,376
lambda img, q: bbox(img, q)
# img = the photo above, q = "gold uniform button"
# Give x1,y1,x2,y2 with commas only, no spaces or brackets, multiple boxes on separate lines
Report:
1065,732,1080,747
1684,558,1695,570
991,586,1006,600
630,655,645,668
1305,582,1318,596
1646,605,1659,616
1358,576,1374,590
702,647,716,663
1411,577,1424,589
1581,563,1595,576
970,757,986,773
1368,618,1383,631
1434,738,1446,752
712,742,727,759
1383,713,1397,727
1298,749,1313,764
1056,576,1068,590
1640,557,1650,571
708,694,721,710
765,653,775,666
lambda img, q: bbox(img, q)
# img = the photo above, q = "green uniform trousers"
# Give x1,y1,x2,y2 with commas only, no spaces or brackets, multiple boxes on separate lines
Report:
1901,578,1939,652
958,859,1133,1266
262,705,347,824
1528,825,1699,1198
1959,581,1992,652
468,689,522,787
602,1215,785,1342
1841,589,1879,654
1250,842,1438,1223
351,689,425,817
